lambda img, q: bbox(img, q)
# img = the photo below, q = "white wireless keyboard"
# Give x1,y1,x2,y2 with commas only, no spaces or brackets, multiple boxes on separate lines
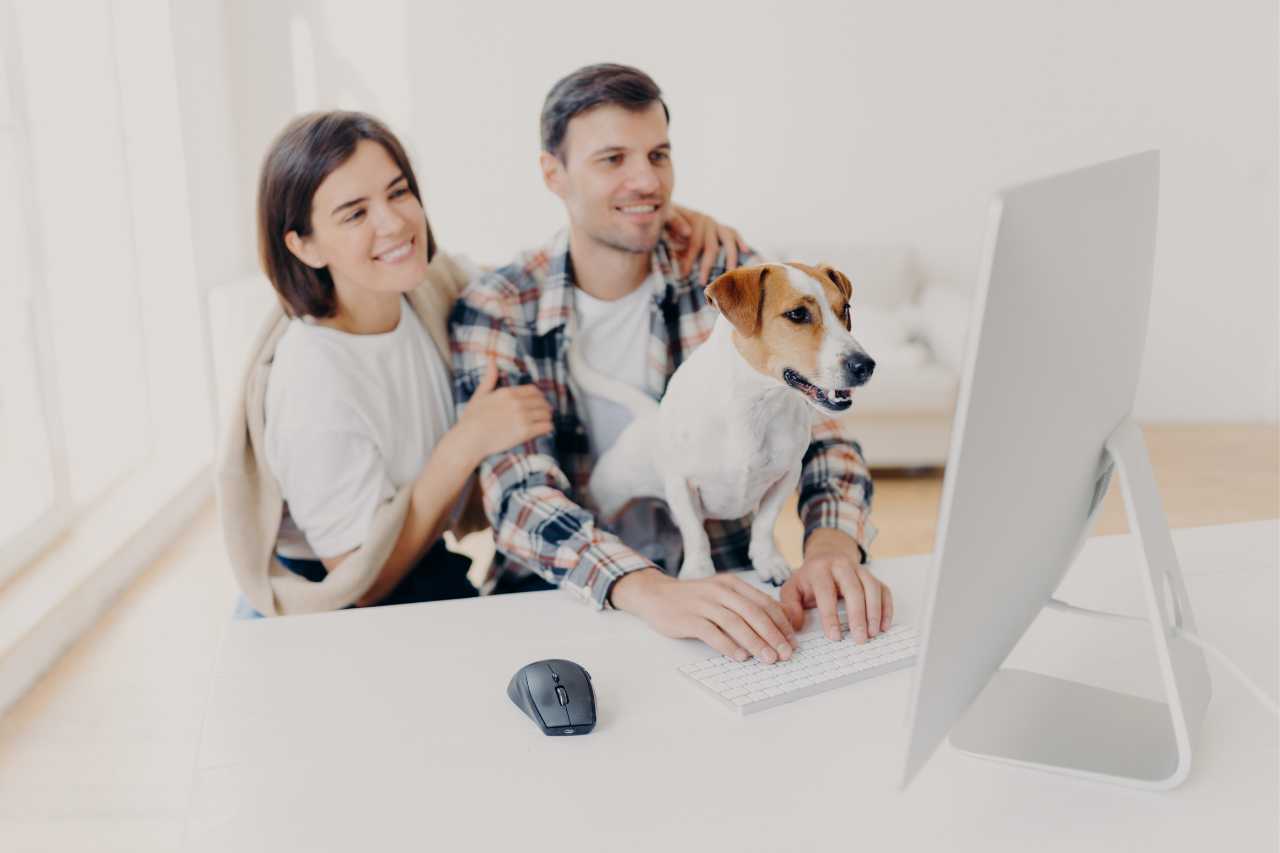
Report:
678,622,919,715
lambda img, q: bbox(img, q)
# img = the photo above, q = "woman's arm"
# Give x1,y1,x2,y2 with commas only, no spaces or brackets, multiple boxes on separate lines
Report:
322,361,551,605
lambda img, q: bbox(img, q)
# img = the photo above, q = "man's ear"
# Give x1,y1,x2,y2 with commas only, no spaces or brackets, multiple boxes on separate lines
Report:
284,230,325,270
539,151,567,198
705,265,771,336
820,264,853,301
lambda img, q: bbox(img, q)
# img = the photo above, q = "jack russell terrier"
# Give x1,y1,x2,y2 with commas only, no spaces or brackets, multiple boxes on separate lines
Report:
570,262,874,584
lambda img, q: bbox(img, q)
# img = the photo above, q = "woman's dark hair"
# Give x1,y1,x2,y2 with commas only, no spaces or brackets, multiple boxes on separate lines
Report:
257,111,436,318
540,63,669,162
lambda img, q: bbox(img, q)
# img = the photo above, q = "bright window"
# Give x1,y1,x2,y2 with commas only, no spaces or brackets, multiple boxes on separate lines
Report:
0,0,211,585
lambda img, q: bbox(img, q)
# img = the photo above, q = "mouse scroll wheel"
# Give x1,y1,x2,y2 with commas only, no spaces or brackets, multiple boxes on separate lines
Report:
555,686,569,707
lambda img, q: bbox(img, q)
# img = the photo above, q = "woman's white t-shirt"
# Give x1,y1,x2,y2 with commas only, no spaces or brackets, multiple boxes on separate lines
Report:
264,298,455,560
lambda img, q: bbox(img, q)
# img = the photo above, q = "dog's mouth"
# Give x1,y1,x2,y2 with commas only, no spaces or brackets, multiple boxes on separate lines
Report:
783,369,853,412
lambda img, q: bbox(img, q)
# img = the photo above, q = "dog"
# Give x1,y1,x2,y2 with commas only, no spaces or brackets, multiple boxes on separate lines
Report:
571,262,875,584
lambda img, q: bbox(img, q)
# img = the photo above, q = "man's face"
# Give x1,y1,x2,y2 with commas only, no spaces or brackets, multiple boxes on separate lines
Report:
543,101,674,255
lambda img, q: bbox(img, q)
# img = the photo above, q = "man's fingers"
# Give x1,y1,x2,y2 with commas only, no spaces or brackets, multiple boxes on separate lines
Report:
856,565,884,638
810,568,842,641
693,621,748,662
833,563,869,644
707,605,778,664
779,581,806,632
732,581,798,644
719,586,793,661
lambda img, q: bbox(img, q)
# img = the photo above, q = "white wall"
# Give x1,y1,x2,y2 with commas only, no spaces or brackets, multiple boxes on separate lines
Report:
197,0,1279,422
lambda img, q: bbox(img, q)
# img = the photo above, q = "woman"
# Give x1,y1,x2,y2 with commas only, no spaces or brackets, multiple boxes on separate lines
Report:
217,111,745,616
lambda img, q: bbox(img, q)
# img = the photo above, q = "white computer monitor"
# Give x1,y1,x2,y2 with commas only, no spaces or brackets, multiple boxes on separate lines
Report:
901,151,1212,790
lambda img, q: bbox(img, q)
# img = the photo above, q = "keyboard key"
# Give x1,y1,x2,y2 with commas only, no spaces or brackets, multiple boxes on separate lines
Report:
680,624,920,715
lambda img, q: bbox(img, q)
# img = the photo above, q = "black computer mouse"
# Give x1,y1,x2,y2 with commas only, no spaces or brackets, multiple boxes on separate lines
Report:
507,659,596,736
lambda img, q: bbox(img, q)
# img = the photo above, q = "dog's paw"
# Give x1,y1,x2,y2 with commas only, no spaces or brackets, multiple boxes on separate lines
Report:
678,555,716,580
749,545,792,585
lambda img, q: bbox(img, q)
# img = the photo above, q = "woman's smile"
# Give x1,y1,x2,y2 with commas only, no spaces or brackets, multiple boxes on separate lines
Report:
374,236,416,264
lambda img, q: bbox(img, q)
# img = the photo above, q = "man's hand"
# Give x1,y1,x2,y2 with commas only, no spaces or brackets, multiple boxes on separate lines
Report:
610,568,799,664
779,529,892,645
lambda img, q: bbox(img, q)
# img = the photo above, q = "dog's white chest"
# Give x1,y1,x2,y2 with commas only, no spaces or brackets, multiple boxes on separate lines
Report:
683,396,810,520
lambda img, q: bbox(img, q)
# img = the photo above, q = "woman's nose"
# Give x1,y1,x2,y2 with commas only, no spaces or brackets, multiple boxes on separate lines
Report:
370,200,406,234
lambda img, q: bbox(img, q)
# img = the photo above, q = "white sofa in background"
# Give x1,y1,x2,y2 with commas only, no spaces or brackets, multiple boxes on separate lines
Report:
771,244,970,470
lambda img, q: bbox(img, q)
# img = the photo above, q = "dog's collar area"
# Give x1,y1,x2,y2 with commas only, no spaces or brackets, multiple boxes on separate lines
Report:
782,368,853,412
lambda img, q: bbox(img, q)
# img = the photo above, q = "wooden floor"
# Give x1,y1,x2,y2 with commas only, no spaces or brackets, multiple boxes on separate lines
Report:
0,425,1275,850
779,423,1280,565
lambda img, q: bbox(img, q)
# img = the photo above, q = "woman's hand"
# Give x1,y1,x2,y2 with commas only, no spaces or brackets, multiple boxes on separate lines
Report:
452,361,553,465
664,204,750,285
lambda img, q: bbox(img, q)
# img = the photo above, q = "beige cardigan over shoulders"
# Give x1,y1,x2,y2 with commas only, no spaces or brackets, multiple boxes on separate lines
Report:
214,251,486,616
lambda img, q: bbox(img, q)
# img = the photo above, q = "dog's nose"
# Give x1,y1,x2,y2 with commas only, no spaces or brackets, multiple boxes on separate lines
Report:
843,352,876,387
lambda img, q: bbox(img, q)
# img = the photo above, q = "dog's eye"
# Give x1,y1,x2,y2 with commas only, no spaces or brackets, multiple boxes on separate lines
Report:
784,307,812,324
841,304,851,328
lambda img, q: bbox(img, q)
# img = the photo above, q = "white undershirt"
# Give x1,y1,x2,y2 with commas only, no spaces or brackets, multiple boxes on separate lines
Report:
573,268,682,570
263,298,455,560
572,270,656,458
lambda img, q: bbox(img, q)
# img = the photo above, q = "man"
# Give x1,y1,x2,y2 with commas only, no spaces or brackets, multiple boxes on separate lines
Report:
451,64,888,664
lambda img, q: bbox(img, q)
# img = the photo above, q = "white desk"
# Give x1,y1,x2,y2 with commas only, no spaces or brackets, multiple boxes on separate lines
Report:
184,521,1278,852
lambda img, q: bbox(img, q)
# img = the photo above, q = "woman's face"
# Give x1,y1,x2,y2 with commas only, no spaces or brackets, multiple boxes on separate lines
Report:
286,139,430,299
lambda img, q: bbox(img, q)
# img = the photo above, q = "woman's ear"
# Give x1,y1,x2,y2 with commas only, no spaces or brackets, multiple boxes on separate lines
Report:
284,230,325,270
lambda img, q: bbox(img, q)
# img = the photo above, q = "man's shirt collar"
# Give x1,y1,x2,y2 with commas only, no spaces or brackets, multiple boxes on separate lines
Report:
534,229,687,337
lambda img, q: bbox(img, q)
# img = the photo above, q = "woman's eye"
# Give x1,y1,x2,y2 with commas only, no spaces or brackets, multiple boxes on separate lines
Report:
650,151,668,163
390,187,409,199
604,154,623,165
345,209,365,223
784,307,812,324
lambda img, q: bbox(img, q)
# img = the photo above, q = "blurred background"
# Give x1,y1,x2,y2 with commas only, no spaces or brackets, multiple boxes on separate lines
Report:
0,1,1275,847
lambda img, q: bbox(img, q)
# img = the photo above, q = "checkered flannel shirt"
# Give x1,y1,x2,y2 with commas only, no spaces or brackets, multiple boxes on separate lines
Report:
449,230,876,609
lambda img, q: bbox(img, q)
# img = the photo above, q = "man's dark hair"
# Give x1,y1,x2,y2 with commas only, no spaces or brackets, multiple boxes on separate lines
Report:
257,111,436,318
540,63,670,162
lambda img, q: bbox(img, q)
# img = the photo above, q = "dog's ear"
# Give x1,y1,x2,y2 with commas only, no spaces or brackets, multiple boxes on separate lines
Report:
819,265,852,301
706,265,770,335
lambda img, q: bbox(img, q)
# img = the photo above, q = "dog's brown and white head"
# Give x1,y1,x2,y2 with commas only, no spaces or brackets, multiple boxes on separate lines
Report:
705,262,875,413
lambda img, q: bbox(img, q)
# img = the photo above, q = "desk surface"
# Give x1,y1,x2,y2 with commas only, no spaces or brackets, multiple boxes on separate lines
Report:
185,521,1278,852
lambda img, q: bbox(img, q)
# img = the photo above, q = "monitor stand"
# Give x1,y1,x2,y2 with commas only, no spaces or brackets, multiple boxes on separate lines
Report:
946,417,1212,789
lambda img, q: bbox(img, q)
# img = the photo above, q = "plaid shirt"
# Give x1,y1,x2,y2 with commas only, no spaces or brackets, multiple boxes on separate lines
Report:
449,230,875,609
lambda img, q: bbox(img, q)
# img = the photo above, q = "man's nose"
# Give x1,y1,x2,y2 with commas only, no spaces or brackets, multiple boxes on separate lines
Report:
625,161,661,195
843,351,876,387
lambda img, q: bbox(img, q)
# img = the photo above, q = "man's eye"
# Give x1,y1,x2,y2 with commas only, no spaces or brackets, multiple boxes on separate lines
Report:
784,307,812,324
650,151,669,163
